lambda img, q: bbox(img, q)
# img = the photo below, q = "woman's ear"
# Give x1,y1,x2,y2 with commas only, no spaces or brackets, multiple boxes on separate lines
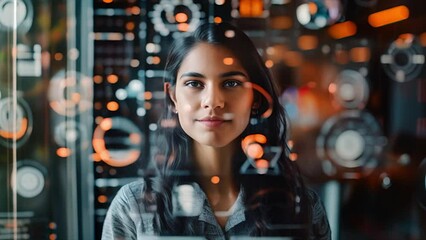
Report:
164,82,177,106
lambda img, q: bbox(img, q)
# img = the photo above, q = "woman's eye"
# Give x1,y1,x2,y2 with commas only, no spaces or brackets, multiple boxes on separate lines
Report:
223,80,242,88
184,81,203,88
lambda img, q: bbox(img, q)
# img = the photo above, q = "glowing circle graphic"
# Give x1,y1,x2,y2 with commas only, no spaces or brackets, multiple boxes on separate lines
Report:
93,117,144,167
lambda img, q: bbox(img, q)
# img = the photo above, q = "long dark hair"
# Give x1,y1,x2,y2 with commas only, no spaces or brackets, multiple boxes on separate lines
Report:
148,22,311,237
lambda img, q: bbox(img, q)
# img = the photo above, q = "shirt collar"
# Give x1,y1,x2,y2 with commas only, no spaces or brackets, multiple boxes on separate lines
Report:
194,183,246,231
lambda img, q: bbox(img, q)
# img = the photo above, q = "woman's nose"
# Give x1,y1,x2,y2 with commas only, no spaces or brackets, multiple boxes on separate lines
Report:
202,85,225,110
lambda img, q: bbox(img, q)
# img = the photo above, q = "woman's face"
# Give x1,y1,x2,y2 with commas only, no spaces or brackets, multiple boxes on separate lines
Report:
169,43,254,148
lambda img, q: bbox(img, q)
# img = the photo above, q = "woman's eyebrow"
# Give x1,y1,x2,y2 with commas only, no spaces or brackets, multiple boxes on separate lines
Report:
220,71,248,79
179,71,248,79
179,72,205,79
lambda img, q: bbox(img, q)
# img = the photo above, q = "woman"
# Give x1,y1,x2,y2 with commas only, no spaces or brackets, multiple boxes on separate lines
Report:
102,22,331,239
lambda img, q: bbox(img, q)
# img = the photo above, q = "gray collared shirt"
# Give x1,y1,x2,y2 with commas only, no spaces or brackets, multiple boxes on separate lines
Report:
101,179,331,239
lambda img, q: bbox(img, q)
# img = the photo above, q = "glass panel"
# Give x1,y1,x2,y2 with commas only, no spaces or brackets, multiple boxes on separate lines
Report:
0,0,93,239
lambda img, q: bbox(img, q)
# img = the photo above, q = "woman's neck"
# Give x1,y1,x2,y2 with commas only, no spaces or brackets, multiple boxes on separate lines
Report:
191,140,239,212
192,140,237,177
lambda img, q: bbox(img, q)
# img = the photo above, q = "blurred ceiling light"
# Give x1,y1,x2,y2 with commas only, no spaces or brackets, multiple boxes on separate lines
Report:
239,0,263,17
328,21,357,39
368,5,409,28
269,16,293,30
298,35,318,50
350,47,371,63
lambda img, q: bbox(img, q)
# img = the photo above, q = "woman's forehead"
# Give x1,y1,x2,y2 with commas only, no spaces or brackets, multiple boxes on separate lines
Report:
177,43,248,76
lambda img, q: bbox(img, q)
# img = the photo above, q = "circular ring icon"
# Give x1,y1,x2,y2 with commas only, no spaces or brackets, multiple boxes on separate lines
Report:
0,97,33,148
381,34,424,83
331,69,370,109
317,110,386,178
0,0,33,34
10,160,47,199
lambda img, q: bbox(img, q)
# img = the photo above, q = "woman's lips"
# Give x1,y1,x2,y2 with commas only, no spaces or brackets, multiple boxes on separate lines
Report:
197,117,229,127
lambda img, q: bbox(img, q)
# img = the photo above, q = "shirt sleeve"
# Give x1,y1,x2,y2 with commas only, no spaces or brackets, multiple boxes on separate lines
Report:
101,180,153,240
307,189,332,240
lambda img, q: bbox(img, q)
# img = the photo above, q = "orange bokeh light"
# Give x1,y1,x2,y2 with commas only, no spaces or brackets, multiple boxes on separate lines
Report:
175,13,188,23
98,195,108,203
144,91,153,100
57,147,72,157
54,53,63,61
223,57,234,65
246,143,264,159
107,101,119,111
255,159,269,170
368,5,409,28
93,75,103,84
289,152,298,161
265,60,274,68
211,176,220,184
328,83,337,94
130,6,141,15
177,23,189,32
126,22,135,31
328,21,357,39
107,74,119,84
308,2,318,14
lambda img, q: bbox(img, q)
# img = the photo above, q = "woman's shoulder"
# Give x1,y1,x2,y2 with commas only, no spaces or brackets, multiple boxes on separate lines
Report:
102,179,156,239
109,179,146,206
